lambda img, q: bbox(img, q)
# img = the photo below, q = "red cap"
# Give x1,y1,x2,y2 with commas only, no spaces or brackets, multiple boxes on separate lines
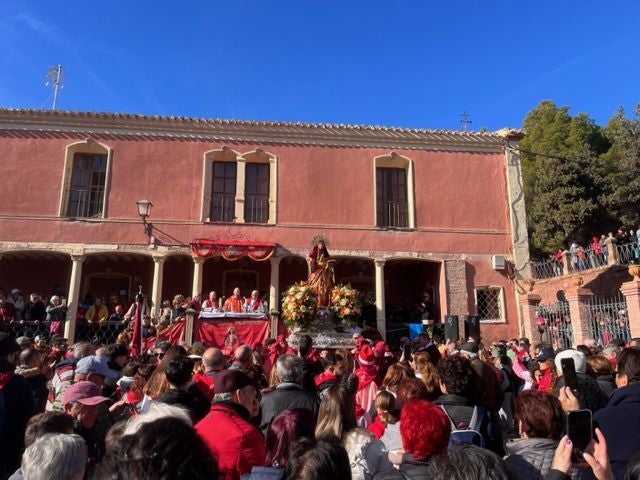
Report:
63,381,110,406
358,345,375,366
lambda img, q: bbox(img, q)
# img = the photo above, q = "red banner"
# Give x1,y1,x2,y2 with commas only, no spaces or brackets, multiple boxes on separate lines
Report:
191,239,275,261
144,320,186,350
197,320,270,353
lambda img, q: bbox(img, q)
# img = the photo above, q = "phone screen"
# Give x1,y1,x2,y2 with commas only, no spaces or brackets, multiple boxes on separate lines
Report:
561,358,579,393
566,409,592,453
403,344,413,360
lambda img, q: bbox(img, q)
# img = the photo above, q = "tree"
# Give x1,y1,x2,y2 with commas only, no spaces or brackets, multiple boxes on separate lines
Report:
601,106,640,228
519,101,610,254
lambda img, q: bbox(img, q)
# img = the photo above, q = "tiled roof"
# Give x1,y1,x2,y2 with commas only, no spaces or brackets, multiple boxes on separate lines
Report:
0,108,525,150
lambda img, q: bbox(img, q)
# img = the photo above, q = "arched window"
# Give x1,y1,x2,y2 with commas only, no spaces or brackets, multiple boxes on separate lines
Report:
60,139,112,218
201,147,277,224
373,153,415,228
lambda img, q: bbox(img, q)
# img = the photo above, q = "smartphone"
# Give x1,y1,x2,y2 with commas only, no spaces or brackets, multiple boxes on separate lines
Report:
566,409,592,462
403,343,413,360
561,357,579,394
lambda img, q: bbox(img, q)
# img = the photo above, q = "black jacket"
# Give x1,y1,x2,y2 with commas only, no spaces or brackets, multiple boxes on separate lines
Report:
0,367,36,478
259,383,319,433
374,455,430,480
556,373,608,413
594,383,640,479
157,387,210,423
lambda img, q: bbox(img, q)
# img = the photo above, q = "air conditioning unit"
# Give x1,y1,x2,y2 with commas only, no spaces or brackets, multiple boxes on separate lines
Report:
492,255,506,270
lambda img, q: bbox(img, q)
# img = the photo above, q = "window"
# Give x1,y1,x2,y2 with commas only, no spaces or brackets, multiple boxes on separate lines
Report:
67,153,107,218
376,167,408,228
201,148,278,224
60,140,111,219
211,162,237,222
373,153,415,229
475,287,506,322
244,163,269,223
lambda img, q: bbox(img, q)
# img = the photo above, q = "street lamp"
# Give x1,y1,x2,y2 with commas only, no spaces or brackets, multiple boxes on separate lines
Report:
136,199,153,238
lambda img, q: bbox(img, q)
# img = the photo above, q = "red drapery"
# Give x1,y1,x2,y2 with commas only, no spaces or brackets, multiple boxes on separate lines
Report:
191,239,276,261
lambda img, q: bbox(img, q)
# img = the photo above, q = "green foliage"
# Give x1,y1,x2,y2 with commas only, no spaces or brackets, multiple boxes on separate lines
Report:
519,100,630,255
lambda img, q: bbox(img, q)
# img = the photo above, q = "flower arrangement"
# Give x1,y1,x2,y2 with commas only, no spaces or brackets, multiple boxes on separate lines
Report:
281,282,317,331
330,284,361,326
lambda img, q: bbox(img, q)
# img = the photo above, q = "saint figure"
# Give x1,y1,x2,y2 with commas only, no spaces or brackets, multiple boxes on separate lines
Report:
307,238,335,308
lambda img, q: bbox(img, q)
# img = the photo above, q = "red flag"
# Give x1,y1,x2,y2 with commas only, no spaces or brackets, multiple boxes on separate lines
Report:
130,297,143,356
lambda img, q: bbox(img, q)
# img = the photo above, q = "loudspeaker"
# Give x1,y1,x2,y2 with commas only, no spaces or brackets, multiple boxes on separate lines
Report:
465,315,481,340
444,315,459,342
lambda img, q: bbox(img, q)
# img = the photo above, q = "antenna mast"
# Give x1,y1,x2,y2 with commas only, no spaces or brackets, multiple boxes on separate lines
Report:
460,110,472,131
46,65,64,110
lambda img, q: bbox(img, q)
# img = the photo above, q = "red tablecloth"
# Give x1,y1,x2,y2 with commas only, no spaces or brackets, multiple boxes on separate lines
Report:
144,317,288,351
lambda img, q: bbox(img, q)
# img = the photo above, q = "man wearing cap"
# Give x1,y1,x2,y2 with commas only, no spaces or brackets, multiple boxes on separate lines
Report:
196,369,265,480
535,346,556,393
0,332,36,477
63,380,110,465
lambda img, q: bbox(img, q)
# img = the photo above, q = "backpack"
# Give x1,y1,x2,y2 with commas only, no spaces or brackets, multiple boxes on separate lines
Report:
439,404,485,448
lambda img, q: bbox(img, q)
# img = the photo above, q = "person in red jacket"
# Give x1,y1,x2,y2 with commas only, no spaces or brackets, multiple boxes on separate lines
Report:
195,369,265,480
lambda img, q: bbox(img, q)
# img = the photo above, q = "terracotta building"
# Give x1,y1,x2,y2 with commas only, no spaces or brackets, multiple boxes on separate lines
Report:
0,108,530,343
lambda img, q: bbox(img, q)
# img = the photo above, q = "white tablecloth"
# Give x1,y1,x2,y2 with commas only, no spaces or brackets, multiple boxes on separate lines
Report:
199,310,268,320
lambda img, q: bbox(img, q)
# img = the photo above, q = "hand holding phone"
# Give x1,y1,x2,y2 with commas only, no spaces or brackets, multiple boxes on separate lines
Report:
566,409,593,464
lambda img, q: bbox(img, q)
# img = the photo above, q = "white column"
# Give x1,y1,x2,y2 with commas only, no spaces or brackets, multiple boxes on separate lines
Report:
192,257,205,298
64,254,84,342
374,259,386,340
151,256,166,318
269,256,281,338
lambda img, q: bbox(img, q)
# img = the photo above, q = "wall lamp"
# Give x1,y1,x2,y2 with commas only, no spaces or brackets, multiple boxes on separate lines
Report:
136,199,154,239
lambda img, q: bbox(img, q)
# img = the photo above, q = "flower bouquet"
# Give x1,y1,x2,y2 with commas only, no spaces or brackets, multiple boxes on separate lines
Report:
281,282,317,331
330,284,361,327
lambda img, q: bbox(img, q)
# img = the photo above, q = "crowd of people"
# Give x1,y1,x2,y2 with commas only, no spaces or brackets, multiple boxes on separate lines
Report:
2,322,640,480
541,227,640,276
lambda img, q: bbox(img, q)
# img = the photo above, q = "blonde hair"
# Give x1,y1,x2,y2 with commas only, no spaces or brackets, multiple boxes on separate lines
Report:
413,351,441,396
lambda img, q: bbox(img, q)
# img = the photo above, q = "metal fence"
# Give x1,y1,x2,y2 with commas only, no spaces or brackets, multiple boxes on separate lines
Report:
536,301,573,350
531,258,563,279
587,292,630,346
6,320,129,345
617,241,640,266
6,321,52,340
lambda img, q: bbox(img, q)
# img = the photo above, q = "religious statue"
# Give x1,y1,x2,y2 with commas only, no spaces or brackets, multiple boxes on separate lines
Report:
307,237,335,308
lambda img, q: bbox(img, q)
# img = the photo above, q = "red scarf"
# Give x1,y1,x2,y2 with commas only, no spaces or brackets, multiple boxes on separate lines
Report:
314,371,337,387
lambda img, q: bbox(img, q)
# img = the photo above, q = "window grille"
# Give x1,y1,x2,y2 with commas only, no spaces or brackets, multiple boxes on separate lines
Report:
376,167,408,228
211,162,237,222
475,287,505,322
244,163,269,223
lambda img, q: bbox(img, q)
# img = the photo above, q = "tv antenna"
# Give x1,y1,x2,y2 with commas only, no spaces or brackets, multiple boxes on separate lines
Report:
45,65,64,110
460,110,472,131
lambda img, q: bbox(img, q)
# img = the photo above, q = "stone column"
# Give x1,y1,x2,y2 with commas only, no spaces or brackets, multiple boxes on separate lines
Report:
562,251,571,275
374,259,386,339
151,255,166,318
621,268,640,338
519,293,542,342
565,281,594,346
269,256,282,338
64,254,84,342
192,257,205,298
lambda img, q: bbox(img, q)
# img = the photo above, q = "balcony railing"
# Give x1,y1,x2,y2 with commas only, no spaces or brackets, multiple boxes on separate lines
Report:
66,188,103,218
377,201,408,228
210,194,235,222
245,195,269,223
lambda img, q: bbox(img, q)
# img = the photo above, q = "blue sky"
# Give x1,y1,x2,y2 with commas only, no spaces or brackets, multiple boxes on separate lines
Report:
0,1,638,130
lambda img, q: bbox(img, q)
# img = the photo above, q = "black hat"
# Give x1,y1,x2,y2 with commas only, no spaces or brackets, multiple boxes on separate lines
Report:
460,342,479,354
0,333,21,357
214,369,254,395
536,347,556,362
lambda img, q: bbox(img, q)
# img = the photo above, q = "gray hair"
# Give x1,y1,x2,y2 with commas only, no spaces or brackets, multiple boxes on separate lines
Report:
603,343,621,357
123,402,191,436
73,342,94,360
22,433,87,480
276,354,304,383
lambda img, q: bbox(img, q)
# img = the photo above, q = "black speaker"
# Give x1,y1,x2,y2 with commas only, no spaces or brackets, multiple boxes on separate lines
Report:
465,315,481,340
444,315,459,342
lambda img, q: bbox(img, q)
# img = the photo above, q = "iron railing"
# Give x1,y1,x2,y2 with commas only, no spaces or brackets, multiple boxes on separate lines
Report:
531,258,563,279
210,194,235,222
536,301,573,350
617,241,640,265
244,195,269,223
66,188,103,218
587,293,630,346
377,201,408,228
75,321,128,345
